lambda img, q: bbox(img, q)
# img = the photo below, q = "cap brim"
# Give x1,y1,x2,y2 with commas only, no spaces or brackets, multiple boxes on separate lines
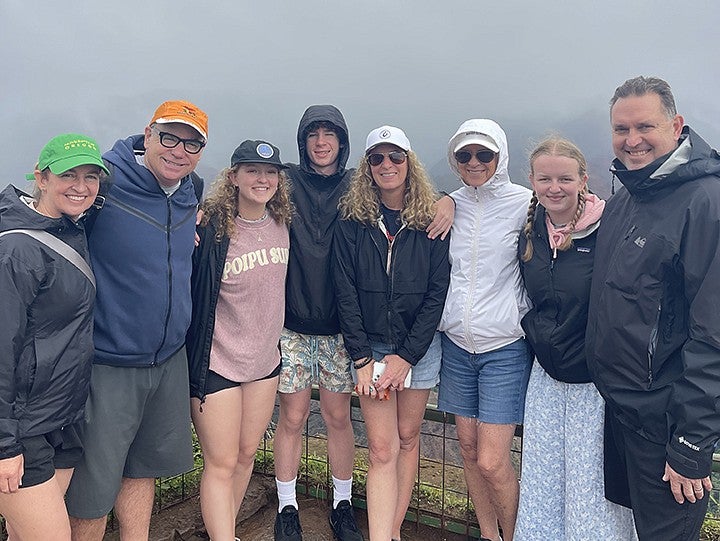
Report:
48,155,110,176
232,159,288,169
453,135,499,154
155,118,207,140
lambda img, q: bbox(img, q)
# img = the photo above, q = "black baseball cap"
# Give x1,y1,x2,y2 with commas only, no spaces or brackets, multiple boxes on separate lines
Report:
230,140,287,168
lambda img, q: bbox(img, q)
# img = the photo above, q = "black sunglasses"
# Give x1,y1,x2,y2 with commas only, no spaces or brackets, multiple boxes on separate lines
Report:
154,129,206,154
454,149,496,164
367,151,407,167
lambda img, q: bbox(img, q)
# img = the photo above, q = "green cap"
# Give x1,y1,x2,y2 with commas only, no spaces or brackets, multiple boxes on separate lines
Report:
26,133,109,180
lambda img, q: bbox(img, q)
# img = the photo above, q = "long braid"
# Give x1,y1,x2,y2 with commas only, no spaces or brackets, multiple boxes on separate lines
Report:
521,192,539,262
557,187,588,252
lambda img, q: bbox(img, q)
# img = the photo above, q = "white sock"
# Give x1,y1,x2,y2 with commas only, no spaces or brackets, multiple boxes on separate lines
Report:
276,477,298,512
332,476,353,509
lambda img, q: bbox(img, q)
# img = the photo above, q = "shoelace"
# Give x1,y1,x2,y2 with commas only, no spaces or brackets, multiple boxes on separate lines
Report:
282,511,302,535
335,506,359,532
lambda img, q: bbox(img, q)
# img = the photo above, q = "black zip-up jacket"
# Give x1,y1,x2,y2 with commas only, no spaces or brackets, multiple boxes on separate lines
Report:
586,127,720,479
519,205,598,383
186,220,229,400
332,218,450,365
0,185,95,459
284,105,354,335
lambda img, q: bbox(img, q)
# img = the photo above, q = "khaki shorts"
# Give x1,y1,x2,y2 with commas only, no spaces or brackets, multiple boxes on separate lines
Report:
278,328,353,394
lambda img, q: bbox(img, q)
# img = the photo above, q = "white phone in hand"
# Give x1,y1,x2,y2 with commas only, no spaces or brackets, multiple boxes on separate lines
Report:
372,361,412,388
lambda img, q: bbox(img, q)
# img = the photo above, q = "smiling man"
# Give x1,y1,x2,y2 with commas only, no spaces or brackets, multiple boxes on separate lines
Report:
65,100,207,540
586,76,720,540
273,105,364,541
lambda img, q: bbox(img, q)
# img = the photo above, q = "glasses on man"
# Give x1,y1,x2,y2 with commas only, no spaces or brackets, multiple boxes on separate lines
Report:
454,149,496,164
153,129,206,154
367,151,407,167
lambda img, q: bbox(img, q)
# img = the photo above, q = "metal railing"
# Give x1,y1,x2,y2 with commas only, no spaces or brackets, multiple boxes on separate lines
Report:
103,388,720,539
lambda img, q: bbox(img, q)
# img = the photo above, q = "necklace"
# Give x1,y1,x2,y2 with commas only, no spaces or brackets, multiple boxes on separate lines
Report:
237,210,268,223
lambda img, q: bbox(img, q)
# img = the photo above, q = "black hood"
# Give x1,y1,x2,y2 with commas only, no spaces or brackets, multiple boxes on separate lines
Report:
0,184,71,232
296,105,350,174
611,126,720,200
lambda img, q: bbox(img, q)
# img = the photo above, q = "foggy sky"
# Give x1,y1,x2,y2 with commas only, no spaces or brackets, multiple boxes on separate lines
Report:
2,0,718,197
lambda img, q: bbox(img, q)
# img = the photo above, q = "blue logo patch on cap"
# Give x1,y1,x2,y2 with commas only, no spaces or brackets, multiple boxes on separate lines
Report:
257,143,274,159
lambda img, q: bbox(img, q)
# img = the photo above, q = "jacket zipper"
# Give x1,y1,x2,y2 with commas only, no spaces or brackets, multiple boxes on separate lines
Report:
647,303,661,388
377,219,406,344
155,196,173,364
464,189,482,352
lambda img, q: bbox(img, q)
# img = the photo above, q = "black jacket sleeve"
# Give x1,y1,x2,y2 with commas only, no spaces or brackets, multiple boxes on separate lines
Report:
666,184,720,478
0,248,41,459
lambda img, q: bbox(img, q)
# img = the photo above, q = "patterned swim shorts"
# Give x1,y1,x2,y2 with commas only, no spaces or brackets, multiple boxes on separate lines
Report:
278,328,354,394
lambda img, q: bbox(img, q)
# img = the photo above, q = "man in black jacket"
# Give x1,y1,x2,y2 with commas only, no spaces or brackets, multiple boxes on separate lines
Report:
586,76,720,540
273,105,364,541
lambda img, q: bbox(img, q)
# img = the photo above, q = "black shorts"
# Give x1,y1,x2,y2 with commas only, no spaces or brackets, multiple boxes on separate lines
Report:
19,422,83,488
205,362,282,395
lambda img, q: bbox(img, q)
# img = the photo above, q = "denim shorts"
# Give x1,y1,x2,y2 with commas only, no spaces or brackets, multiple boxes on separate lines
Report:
351,332,442,390
438,334,531,424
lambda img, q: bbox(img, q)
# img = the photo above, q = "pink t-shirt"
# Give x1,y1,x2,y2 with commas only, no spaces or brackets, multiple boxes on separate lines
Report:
209,215,289,382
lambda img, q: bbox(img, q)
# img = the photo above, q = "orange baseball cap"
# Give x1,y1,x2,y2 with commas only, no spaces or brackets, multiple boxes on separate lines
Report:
150,100,208,140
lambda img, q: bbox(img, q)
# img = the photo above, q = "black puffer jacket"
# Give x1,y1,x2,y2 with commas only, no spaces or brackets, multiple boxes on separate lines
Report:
284,105,354,335
586,127,720,479
0,185,95,459
519,205,598,383
333,219,450,365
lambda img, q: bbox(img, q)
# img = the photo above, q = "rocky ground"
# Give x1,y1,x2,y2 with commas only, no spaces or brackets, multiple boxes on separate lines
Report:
103,474,471,540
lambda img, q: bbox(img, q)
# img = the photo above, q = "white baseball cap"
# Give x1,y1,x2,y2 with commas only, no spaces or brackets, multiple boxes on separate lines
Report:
365,125,412,153
452,132,500,154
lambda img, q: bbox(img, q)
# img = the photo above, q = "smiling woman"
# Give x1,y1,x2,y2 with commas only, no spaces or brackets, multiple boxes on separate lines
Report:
334,125,450,541
0,133,105,540
186,139,293,540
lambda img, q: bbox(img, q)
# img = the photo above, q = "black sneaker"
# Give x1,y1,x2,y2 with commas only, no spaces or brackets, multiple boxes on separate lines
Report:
329,500,364,541
274,505,303,541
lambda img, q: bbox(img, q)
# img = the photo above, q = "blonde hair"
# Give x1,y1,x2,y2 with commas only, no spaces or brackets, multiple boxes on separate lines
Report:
338,150,437,229
200,165,292,242
522,137,588,262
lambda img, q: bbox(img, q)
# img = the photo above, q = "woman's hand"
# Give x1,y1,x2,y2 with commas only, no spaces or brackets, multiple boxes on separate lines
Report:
427,195,455,240
374,354,412,393
0,454,24,493
355,361,383,400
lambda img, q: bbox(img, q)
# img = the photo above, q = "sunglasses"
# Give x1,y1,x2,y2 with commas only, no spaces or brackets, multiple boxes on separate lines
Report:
454,149,496,164
367,151,407,167
153,129,206,154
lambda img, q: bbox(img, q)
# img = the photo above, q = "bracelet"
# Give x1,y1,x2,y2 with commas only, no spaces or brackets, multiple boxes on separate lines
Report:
353,357,372,370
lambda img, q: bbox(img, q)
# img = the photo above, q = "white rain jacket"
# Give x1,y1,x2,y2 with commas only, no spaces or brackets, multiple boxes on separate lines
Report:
439,119,531,354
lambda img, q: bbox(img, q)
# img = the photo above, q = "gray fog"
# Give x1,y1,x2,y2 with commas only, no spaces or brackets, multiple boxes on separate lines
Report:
1,0,718,198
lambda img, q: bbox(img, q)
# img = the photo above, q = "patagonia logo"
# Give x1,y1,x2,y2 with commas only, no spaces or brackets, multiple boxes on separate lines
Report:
678,436,700,452
576,246,591,253
634,236,646,248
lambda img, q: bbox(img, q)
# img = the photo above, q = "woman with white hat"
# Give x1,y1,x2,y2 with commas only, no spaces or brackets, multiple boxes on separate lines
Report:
333,125,450,541
438,119,532,541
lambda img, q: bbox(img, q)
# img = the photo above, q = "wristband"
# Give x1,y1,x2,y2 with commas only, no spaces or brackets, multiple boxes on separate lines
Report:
353,357,372,370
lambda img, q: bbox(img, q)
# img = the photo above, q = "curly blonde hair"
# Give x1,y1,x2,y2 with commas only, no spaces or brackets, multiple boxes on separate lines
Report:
200,165,292,242
521,137,588,262
338,150,437,229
